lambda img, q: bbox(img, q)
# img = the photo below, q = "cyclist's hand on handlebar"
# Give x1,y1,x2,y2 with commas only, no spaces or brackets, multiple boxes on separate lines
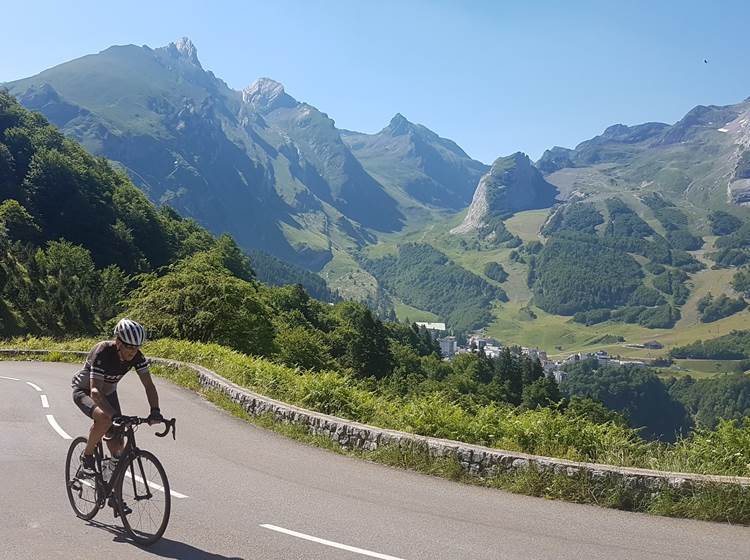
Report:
147,408,164,425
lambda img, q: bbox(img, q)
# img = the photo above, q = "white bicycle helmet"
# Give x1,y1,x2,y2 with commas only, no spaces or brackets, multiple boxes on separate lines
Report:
114,318,146,347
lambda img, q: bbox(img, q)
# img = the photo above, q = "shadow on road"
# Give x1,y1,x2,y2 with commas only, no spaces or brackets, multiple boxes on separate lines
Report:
87,519,245,559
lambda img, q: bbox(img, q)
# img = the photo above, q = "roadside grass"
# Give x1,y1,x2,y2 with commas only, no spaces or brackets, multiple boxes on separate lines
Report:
2,338,749,524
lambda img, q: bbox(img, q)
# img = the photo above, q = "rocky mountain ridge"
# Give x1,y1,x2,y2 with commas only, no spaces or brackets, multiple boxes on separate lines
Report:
4,37,487,271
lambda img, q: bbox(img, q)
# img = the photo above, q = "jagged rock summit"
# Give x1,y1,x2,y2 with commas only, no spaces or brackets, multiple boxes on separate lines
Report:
163,37,201,67
452,152,558,236
384,113,415,136
242,78,297,113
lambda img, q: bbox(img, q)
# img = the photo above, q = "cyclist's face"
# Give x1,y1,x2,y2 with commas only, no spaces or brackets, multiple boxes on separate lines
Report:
116,338,139,360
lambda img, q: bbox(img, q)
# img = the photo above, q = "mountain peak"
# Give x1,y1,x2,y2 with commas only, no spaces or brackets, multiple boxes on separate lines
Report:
385,113,415,136
165,37,201,66
242,78,296,113
490,152,531,173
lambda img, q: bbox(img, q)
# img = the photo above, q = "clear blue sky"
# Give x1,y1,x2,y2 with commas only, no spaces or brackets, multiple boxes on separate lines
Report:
2,0,749,163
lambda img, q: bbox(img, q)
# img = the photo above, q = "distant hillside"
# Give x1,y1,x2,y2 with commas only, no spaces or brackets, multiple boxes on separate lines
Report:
342,114,488,210
5,38,489,275
247,249,338,302
537,100,750,209
361,243,507,333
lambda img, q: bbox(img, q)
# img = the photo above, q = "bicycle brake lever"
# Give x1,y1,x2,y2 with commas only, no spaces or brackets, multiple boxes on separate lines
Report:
155,418,176,439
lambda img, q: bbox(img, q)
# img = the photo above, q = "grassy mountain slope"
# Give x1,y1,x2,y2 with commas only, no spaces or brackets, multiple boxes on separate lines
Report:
5,38,489,280
342,113,488,211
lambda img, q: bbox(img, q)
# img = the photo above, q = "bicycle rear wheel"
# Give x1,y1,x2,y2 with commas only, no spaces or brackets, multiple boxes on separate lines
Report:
65,437,101,520
116,450,171,545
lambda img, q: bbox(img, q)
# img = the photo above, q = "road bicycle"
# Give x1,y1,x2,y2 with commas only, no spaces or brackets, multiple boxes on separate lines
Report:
65,415,177,545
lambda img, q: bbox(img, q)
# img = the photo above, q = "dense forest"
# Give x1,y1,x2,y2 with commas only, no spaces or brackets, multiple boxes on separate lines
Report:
666,373,750,429
562,358,750,439
671,330,750,360
530,197,700,327
561,359,691,441
247,248,338,303
362,243,507,333
696,293,747,323
530,234,643,315
540,202,603,236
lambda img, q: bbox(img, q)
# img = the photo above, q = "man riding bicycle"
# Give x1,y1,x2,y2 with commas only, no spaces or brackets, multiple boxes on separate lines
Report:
71,318,164,515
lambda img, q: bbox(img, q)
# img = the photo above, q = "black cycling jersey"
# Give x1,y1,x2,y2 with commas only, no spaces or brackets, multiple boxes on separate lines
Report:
71,341,150,396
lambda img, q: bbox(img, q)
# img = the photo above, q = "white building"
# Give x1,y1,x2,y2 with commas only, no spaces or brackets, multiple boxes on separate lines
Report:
416,322,447,339
484,345,503,359
439,336,457,357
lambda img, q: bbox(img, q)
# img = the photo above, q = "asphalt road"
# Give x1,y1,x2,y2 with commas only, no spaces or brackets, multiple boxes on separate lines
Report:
1,361,748,560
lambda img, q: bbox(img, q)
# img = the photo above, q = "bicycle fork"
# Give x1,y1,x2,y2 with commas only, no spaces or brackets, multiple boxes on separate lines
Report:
129,455,155,501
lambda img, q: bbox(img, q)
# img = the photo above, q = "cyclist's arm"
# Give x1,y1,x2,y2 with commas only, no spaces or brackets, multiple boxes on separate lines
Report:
89,378,117,419
138,370,160,411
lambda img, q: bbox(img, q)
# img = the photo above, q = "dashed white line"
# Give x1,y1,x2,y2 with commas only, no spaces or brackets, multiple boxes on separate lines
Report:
260,524,407,560
26,381,42,392
40,394,49,408
0,375,19,381
46,414,71,439
124,470,189,499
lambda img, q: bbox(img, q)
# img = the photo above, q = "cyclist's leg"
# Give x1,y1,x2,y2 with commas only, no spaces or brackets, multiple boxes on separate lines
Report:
104,391,125,458
85,408,112,456
73,389,114,456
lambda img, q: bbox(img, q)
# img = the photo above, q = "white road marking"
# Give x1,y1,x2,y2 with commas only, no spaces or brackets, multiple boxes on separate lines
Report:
0,375,19,381
124,470,188,499
26,381,42,392
46,414,71,439
40,394,49,408
260,524,407,560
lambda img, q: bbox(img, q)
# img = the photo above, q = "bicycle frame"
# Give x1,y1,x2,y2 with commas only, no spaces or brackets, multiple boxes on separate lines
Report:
93,417,176,507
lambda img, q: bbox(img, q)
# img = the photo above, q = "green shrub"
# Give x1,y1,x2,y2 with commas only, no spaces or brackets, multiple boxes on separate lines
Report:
298,371,377,422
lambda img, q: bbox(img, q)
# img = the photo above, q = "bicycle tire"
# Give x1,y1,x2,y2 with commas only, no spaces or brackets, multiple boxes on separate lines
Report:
115,450,171,545
65,436,101,520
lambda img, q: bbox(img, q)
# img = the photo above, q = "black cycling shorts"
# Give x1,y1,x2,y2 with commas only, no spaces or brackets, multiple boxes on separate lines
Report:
72,388,121,419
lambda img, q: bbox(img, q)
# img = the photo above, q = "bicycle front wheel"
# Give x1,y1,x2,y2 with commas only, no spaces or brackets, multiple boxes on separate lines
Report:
116,450,171,545
65,436,101,520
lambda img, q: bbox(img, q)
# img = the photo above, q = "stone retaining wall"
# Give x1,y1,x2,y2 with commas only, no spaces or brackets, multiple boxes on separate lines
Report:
5,348,750,492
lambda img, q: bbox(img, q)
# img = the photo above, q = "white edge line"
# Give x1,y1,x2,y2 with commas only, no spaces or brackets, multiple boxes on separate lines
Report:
260,524,407,560
0,375,20,381
40,394,49,408
46,414,71,440
26,381,42,392
124,470,188,499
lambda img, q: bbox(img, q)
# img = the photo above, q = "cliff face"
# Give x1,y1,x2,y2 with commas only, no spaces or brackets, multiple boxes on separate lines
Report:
452,152,558,237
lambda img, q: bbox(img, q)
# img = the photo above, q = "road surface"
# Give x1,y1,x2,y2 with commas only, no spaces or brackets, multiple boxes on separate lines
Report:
1,361,748,559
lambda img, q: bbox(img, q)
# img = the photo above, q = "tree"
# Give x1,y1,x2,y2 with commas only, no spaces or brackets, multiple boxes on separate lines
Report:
521,377,562,409
731,268,750,297
124,251,274,355
328,302,392,379
273,324,333,371
0,199,40,243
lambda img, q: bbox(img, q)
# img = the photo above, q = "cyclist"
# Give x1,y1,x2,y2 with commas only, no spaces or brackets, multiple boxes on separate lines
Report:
71,318,164,515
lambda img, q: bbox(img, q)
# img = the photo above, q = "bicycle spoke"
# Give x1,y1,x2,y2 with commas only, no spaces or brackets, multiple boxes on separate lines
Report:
117,450,171,545
65,437,100,520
